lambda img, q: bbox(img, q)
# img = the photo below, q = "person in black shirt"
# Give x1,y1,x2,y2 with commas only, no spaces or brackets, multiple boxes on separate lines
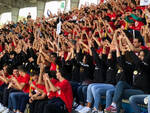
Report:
78,38,116,113
105,30,150,113
27,12,31,20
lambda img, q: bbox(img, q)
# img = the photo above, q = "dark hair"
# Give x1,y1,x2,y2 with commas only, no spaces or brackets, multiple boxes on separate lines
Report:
9,51,16,56
18,65,26,73
137,9,142,15
30,70,39,76
58,67,67,79
6,66,13,75
135,37,144,46
123,30,133,39
83,54,93,66
44,66,53,78
51,52,57,58
131,0,136,5
3,64,8,67
104,16,111,22
102,36,112,43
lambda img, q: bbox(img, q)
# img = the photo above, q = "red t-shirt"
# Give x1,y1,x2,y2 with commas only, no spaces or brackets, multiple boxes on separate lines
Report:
136,6,146,10
120,20,126,29
100,0,104,3
64,31,69,36
0,81,4,86
82,27,89,33
50,62,56,71
0,45,3,52
96,47,103,54
36,84,45,91
64,52,68,60
11,42,16,48
55,80,73,113
44,78,58,99
72,30,77,36
107,13,116,20
141,46,148,50
109,22,115,30
31,81,45,93
17,74,30,93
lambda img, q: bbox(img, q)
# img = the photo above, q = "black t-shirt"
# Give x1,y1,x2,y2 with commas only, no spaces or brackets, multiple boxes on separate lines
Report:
27,15,31,19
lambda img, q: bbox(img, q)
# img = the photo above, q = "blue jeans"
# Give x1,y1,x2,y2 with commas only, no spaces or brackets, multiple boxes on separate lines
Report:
8,92,19,110
82,86,88,102
8,92,29,112
70,81,80,103
129,94,150,113
19,93,29,112
86,83,115,110
77,85,87,103
106,89,115,108
112,81,144,111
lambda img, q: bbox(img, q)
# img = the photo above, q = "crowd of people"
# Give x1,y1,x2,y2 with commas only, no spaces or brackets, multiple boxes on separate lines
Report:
0,0,149,113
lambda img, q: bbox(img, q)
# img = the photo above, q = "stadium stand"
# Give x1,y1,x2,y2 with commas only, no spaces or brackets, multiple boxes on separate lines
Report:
0,0,149,113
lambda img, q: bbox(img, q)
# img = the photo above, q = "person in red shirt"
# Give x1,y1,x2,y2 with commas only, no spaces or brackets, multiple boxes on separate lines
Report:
7,66,30,113
29,70,47,113
29,67,58,113
50,53,57,71
0,64,10,87
43,67,73,113
43,71,58,99
1,67,21,108
0,42,3,53
0,65,14,107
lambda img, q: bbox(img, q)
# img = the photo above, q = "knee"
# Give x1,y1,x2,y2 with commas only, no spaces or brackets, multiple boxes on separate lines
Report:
87,84,93,91
82,86,87,94
117,81,124,86
106,90,114,97
129,95,136,104
77,86,82,93
9,93,16,99
91,85,97,93
95,88,101,95
116,81,126,89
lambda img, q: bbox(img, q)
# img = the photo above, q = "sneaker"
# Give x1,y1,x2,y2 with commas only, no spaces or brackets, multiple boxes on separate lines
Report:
78,107,91,113
104,105,117,113
92,110,98,113
8,111,15,113
73,102,78,109
0,107,6,112
0,103,3,107
2,108,9,113
92,110,103,113
75,105,84,112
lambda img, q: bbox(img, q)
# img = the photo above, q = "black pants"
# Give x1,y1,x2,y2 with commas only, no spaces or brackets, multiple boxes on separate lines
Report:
29,100,37,113
29,99,49,113
70,81,80,104
43,97,68,113
0,84,7,103
2,88,20,107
